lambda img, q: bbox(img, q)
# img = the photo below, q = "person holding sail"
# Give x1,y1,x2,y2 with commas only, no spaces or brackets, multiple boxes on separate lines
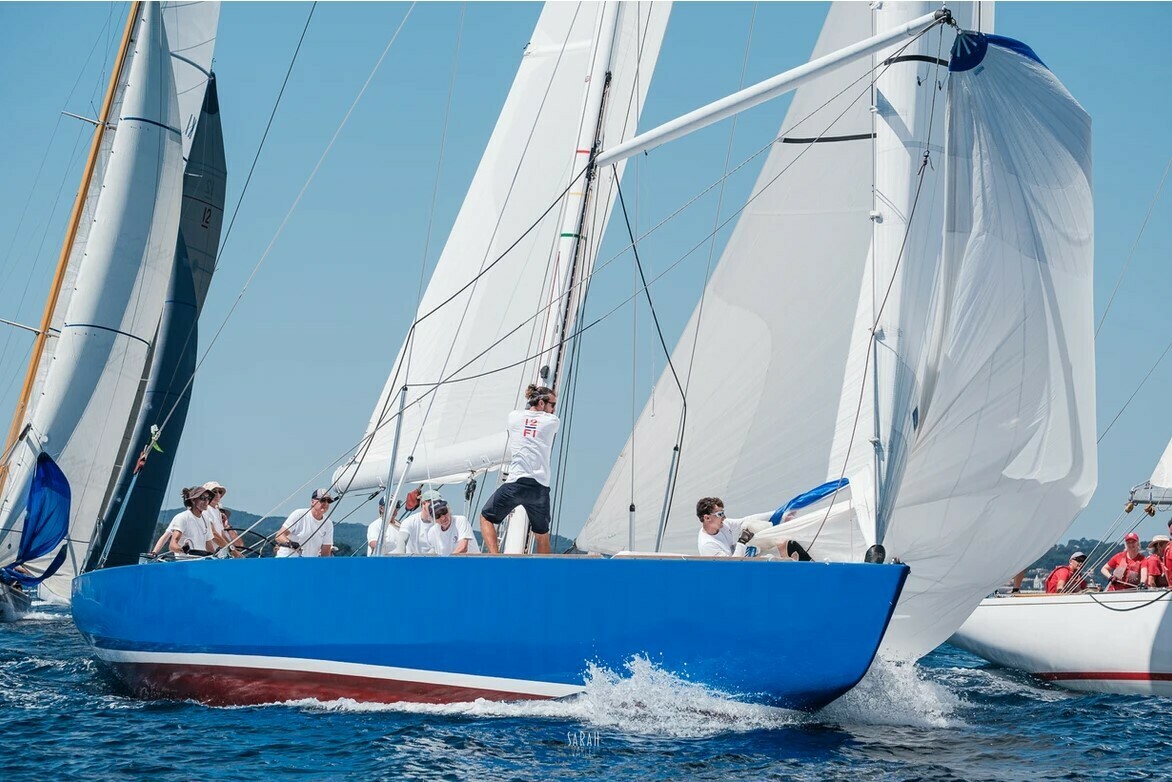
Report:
695,497,811,560
480,384,559,555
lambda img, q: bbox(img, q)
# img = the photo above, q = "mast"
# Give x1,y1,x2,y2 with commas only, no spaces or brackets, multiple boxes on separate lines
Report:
0,1,142,496
537,2,621,392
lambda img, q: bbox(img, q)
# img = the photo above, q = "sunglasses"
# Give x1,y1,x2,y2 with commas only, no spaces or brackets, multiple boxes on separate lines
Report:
709,509,725,518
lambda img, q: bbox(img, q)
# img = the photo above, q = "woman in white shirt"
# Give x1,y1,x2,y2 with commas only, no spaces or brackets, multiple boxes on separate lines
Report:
152,486,213,556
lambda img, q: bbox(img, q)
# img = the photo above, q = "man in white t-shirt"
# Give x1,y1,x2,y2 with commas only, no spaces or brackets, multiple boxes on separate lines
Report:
275,488,335,557
397,489,443,555
480,385,559,554
695,497,811,560
425,500,480,556
367,497,403,556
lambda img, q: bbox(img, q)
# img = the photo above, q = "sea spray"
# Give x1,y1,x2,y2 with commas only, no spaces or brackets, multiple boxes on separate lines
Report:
821,656,965,728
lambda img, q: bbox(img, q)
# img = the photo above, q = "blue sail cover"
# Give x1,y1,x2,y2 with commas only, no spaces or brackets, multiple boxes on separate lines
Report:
1,453,71,586
770,478,849,525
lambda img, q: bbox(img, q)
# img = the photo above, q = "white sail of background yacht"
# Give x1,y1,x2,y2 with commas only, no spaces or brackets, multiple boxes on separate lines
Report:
336,2,670,493
93,2,225,569
0,4,184,599
580,0,1096,660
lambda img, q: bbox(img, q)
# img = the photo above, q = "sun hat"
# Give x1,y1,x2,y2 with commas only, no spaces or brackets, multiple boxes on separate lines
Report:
201,481,227,496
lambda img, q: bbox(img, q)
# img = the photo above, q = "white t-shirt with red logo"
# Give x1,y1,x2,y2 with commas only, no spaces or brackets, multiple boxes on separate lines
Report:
506,409,560,487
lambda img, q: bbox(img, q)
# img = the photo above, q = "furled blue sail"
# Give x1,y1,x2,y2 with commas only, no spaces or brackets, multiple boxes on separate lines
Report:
1,454,71,587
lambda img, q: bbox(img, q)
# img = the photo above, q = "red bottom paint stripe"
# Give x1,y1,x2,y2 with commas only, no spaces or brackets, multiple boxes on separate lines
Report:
107,661,554,707
1036,671,1172,682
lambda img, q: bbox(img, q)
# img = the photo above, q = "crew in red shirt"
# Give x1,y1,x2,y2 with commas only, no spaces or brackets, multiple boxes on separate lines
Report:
1046,552,1089,593
1102,532,1145,591
1164,521,1172,578
1144,535,1170,588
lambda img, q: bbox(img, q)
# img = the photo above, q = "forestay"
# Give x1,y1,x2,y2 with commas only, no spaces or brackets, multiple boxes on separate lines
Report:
336,2,670,492
0,4,184,598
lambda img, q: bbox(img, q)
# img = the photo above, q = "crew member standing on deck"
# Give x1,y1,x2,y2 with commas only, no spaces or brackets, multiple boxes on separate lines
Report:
480,384,559,555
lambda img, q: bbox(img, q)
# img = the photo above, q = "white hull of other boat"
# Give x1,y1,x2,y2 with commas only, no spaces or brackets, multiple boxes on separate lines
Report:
950,591,1172,695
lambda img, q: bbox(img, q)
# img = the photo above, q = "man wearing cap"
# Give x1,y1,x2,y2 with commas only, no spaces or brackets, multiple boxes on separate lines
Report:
1101,532,1145,591
397,489,443,555
1045,552,1089,593
201,481,231,554
275,488,335,557
424,499,480,556
367,497,404,556
1143,536,1170,588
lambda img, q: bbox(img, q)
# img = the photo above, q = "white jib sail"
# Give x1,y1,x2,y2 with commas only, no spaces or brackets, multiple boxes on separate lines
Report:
336,2,670,493
580,1,902,554
0,4,184,597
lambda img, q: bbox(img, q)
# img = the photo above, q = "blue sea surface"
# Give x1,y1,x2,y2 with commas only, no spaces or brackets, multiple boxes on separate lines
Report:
0,603,1165,781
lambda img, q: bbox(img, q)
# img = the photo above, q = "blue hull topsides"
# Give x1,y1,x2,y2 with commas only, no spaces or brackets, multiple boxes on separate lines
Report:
72,556,908,710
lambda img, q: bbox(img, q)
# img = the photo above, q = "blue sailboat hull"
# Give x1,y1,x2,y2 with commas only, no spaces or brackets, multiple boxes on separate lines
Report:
72,557,907,710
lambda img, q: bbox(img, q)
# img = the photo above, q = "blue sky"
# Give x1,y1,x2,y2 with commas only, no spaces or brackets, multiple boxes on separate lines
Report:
1,2,1170,547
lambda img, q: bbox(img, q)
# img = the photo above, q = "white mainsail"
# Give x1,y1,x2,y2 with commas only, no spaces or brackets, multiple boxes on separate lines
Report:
162,1,221,164
336,2,670,492
581,2,1095,659
0,4,184,597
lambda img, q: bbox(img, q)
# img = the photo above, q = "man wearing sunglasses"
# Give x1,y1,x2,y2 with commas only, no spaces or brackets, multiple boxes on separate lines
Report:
696,497,811,560
425,499,480,556
275,488,335,557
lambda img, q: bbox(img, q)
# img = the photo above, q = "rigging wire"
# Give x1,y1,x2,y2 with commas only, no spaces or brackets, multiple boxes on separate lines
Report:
403,1,465,388
1097,334,1172,445
155,2,413,439
1095,156,1172,337
310,16,944,515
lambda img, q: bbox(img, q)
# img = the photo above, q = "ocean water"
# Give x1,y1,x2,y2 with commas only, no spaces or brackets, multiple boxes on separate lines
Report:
0,604,1165,781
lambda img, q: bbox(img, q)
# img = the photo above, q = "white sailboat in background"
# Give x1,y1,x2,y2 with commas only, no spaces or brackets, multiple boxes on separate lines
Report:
73,1,1095,708
0,1,220,606
952,440,1172,695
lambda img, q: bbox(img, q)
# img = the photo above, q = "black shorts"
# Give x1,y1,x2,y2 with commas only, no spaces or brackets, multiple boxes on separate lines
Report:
481,477,551,535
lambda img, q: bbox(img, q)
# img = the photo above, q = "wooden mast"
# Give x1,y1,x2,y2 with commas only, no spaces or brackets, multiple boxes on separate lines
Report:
0,1,143,495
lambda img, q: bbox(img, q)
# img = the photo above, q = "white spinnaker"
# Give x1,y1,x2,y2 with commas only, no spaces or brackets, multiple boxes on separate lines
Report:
580,1,880,554
0,4,183,597
161,1,220,163
877,33,1095,657
337,2,669,492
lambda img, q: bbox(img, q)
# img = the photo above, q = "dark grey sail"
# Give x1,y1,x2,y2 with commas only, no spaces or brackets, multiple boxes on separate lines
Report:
87,75,226,569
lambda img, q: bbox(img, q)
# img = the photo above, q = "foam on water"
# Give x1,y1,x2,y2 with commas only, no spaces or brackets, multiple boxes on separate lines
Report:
273,655,800,737
820,656,965,729
21,611,69,622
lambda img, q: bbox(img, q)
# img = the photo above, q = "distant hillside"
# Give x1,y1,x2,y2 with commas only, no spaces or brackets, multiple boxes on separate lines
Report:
157,508,576,556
